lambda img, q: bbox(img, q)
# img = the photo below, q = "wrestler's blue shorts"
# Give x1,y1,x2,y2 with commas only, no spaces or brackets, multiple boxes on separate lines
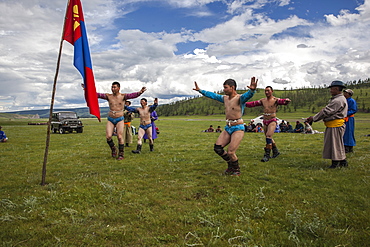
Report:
107,116,124,125
140,123,152,130
225,124,245,135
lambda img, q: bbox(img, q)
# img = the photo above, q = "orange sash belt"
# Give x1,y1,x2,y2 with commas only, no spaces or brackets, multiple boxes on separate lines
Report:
124,122,131,127
344,114,355,122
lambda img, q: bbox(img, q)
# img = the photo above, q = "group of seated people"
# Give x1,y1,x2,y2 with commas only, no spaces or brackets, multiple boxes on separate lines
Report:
244,120,313,134
204,120,313,134
204,125,222,133
278,120,313,134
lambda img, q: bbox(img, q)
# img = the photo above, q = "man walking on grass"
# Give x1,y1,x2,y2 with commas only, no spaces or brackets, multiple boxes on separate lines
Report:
193,77,257,176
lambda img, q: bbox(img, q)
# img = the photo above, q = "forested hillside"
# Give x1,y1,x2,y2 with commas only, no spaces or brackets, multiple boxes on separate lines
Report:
157,79,370,117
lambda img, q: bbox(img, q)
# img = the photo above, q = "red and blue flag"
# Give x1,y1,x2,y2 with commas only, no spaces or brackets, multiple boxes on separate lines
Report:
63,0,100,121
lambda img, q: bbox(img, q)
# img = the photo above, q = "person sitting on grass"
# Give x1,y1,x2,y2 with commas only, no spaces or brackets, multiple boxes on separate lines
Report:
0,126,8,142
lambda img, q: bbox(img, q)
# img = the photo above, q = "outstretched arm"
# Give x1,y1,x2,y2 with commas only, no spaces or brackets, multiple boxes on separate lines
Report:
245,100,262,108
193,81,224,103
277,98,291,105
125,105,138,113
149,98,158,112
82,83,108,100
240,77,258,103
125,87,147,100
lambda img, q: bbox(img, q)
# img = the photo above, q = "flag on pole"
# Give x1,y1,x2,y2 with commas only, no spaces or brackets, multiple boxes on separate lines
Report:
63,0,100,121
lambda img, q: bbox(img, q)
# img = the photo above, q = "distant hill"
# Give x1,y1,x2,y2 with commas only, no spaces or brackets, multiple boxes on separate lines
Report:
3,79,370,119
4,107,110,119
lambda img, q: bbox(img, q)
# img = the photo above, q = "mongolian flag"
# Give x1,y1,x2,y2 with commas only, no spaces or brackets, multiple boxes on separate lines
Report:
63,0,100,121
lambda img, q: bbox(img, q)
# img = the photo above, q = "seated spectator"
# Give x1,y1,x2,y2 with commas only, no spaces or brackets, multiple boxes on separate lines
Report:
274,124,280,133
293,121,304,133
245,123,253,132
304,121,313,134
206,125,214,132
279,120,287,132
215,126,222,132
256,123,263,133
0,126,8,142
285,122,293,133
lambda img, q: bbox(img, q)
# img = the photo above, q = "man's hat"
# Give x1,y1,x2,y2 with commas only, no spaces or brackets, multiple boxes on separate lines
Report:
344,89,354,96
328,80,346,88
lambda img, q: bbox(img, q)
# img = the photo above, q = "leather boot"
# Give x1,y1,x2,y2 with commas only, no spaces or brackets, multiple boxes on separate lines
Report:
261,148,271,162
339,159,348,167
149,144,154,151
272,146,280,158
110,146,117,158
132,144,142,154
117,144,124,160
329,160,340,168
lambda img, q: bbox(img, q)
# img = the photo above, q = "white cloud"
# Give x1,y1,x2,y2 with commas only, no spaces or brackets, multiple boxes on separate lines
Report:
1,0,370,112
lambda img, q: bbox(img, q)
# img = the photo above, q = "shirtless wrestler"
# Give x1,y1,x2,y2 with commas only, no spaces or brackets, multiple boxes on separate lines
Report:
97,81,146,160
193,77,257,176
245,86,291,162
125,98,158,154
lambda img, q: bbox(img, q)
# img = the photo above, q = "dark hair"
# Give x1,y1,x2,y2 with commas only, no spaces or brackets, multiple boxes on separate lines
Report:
126,100,131,105
224,79,237,90
265,86,273,91
112,81,120,87
141,98,147,102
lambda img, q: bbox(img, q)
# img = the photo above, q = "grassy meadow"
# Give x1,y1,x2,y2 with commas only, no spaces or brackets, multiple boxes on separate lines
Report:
0,113,369,246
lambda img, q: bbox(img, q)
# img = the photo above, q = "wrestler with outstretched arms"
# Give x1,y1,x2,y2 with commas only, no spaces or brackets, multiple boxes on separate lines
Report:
125,98,158,153
96,81,146,160
193,77,257,176
245,86,290,162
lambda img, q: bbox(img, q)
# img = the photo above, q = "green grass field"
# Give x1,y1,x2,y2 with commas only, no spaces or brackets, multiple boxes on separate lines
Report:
1,113,369,246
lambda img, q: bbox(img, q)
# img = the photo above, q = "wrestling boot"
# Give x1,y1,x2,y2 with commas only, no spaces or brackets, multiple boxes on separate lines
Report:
111,146,117,158
339,159,348,167
107,139,117,158
261,148,271,162
328,160,340,169
271,145,280,158
149,144,154,152
117,144,124,160
225,160,240,176
132,144,142,154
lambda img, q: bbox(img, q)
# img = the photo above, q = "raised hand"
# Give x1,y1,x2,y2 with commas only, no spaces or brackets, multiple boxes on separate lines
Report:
140,87,147,94
247,77,258,90
193,81,200,91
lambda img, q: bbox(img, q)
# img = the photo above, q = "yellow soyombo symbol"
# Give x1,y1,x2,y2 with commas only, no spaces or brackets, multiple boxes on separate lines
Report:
73,5,80,31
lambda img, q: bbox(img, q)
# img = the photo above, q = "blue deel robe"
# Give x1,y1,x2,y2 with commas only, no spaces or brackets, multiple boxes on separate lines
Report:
343,97,357,146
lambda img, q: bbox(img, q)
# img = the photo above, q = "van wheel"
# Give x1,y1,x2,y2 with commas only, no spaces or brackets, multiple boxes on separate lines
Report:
59,128,65,134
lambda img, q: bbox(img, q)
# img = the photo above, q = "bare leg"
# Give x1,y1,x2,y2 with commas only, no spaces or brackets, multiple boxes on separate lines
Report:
262,122,277,162
116,121,125,159
215,130,244,175
132,128,145,154
106,121,117,157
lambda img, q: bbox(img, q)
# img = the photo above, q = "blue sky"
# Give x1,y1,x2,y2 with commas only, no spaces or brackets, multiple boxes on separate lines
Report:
0,0,369,112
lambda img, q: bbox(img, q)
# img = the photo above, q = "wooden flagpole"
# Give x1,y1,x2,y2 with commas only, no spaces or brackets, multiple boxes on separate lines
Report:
41,3,69,186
